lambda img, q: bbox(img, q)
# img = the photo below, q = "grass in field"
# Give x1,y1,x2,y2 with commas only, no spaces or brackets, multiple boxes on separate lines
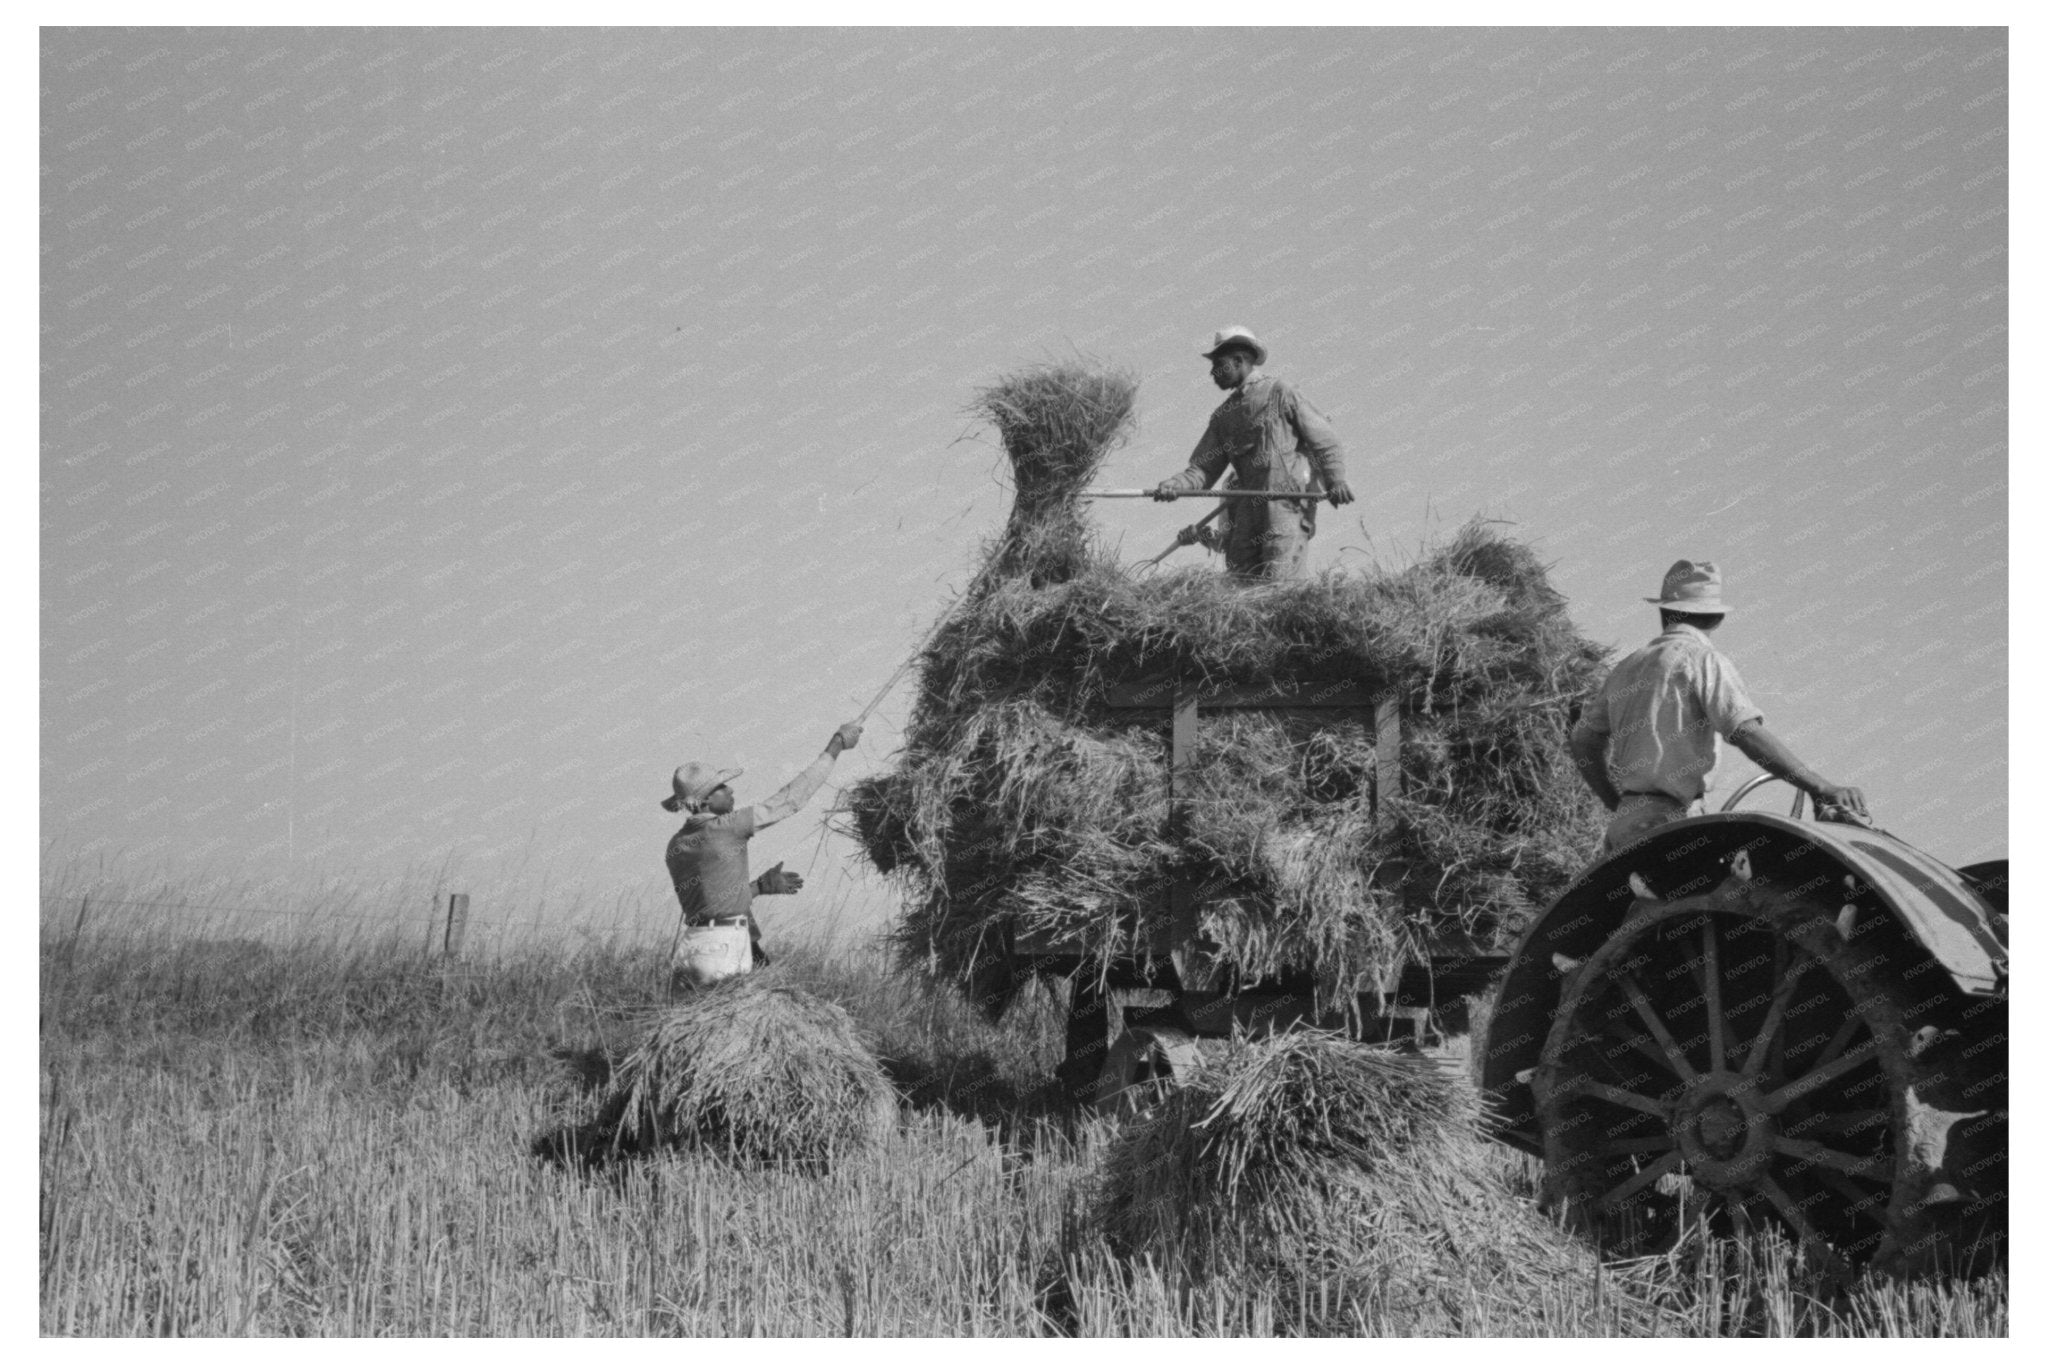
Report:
40,926,2007,1337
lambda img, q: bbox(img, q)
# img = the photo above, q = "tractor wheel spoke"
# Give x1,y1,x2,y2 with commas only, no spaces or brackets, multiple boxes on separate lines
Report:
1742,952,1816,1079
1813,1169,1891,1229
1763,1038,1881,1115
1774,1134,1891,1182
1570,1077,1670,1118
1592,1135,1678,1158
1811,1012,1864,1071
1699,915,1727,1073
1767,937,1792,1082
1756,1174,1829,1250
1596,1150,1683,1213
1780,1108,1886,1141
1614,969,1699,1082
1600,1017,1689,1079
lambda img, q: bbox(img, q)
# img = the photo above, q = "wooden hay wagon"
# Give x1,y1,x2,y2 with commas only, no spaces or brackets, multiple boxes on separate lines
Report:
1004,673,1509,1110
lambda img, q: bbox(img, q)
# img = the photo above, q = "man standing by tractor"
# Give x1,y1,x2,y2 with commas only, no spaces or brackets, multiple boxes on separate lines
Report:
662,720,861,989
1570,560,1868,858
1151,326,1355,580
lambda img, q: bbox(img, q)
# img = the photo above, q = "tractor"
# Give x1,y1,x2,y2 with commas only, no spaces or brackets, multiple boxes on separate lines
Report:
1478,778,2007,1274
1013,672,2006,1273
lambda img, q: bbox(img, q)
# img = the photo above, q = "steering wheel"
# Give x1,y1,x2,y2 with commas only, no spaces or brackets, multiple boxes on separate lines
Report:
1720,772,1806,817
1721,774,1873,828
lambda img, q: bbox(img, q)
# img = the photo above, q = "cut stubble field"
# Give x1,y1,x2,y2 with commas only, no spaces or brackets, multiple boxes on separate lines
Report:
39,920,2007,1337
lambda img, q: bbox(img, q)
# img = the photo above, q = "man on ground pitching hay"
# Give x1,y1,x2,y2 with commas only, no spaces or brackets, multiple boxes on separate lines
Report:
1151,326,1354,581
576,974,897,1165
663,721,862,990
1093,1031,1676,1334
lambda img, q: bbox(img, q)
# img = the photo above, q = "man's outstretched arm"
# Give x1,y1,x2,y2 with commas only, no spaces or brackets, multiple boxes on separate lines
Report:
1727,720,1867,815
753,722,862,829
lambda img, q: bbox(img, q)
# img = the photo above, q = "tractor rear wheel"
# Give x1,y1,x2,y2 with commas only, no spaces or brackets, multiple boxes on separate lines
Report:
1532,864,2000,1273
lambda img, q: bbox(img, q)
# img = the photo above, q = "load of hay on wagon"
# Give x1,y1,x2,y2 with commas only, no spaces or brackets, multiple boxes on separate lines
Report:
843,360,1609,1010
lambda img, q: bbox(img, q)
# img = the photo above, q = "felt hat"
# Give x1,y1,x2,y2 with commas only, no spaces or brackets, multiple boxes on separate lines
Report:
1646,559,1731,615
1200,325,1267,366
661,761,744,813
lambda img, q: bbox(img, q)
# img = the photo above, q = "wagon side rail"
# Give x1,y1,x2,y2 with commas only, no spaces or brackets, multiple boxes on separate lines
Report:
1007,674,1400,970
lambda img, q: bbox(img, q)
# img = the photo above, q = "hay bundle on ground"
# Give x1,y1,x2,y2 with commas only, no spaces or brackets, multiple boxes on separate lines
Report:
844,361,1608,1005
584,974,897,1164
1094,1031,1674,1333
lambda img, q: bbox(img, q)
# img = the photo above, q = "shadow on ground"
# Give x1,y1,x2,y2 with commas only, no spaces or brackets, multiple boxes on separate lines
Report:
876,1040,1073,1146
547,1043,613,1094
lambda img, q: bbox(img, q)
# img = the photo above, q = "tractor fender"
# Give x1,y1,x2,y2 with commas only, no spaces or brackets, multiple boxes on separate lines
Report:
1476,811,2005,1154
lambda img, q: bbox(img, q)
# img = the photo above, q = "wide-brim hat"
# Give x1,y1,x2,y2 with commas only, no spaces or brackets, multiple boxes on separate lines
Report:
1646,558,1731,614
661,761,744,812
1201,325,1267,366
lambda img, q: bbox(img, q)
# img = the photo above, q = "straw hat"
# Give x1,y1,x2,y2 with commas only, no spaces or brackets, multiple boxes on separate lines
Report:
661,761,744,813
1201,325,1267,366
1645,559,1731,615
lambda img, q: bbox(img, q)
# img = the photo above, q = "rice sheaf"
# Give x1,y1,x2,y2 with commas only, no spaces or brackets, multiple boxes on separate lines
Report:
1091,1030,1678,1333
586,974,898,1164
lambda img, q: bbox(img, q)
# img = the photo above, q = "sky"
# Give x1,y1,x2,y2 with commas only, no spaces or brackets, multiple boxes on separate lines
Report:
38,25,2007,942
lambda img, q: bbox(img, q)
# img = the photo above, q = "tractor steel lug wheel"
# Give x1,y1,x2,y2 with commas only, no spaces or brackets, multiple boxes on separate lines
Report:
1531,870,1983,1273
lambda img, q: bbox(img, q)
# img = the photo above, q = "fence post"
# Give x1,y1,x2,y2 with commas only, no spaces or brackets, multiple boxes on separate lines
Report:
442,893,470,957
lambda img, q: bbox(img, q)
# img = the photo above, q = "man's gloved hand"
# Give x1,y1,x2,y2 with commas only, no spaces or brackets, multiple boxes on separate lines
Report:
833,721,862,751
1151,483,1182,502
752,864,804,896
1175,524,1202,547
1325,480,1356,507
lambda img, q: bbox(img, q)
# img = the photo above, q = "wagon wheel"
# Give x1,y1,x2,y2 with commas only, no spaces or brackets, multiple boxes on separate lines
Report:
1092,1026,1212,1117
1532,861,1993,1273
1056,979,1191,1110
1055,975,1116,1107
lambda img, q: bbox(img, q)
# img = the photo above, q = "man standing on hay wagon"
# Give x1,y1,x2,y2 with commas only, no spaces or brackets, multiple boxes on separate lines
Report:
1570,560,1867,858
1151,326,1354,580
661,721,861,990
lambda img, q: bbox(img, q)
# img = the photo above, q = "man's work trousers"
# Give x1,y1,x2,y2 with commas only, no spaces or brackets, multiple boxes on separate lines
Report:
1593,791,1701,861
1222,507,1312,581
673,920,752,990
